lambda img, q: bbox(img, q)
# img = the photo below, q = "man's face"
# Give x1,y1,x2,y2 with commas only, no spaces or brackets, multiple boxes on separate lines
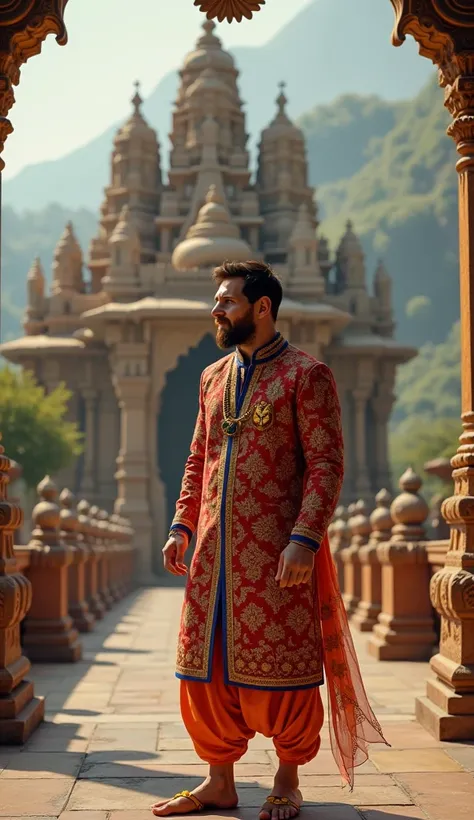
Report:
211,278,257,350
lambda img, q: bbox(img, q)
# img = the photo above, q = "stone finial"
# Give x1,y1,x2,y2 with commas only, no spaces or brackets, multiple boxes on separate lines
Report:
350,499,372,547
131,80,142,115
59,488,78,545
277,81,288,116
336,219,366,290
370,488,393,543
51,221,83,295
390,467,429,542
331,505,351,552
30,476,61,548
27,257,45,296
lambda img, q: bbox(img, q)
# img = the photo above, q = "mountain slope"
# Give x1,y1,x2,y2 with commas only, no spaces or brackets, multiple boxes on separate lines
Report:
2,0,432,212
316,76,458,345
298,94,407,187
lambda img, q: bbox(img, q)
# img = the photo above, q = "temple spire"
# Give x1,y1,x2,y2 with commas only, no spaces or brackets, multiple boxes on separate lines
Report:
131,80,143,115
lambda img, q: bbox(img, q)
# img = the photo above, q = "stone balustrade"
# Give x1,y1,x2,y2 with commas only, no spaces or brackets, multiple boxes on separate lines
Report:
0,471,135,745
331,469,450,662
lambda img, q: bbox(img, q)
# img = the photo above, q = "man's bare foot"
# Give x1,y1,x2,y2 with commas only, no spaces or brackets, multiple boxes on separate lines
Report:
259,764,302,820
151,772,238,817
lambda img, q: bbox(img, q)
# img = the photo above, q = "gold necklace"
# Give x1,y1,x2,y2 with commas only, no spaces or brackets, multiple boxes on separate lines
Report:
221,363,254,437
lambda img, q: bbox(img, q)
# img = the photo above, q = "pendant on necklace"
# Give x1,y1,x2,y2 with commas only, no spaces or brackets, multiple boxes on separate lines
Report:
222,419,238,437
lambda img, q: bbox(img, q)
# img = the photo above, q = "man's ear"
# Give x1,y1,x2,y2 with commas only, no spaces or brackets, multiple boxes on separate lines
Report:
258,296,272,317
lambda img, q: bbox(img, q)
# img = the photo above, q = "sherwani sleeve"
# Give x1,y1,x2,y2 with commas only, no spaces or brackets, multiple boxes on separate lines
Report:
170,374,206,541
291,362,344,553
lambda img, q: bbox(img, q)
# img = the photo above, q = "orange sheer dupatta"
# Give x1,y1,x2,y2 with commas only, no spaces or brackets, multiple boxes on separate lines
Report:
316,533,389,789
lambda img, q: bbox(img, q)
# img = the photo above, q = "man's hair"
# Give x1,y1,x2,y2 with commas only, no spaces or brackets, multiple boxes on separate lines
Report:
212,260,283,321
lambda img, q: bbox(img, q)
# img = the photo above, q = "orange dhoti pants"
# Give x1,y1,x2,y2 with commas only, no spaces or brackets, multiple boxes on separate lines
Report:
180,627,324,766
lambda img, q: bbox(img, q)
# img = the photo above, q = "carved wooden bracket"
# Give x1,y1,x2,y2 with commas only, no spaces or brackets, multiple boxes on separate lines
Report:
390,2,474,148
0,1,69,169
194,0,265,24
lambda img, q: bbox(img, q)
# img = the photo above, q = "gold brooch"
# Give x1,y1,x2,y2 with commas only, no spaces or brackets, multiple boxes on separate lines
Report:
252,401,273,432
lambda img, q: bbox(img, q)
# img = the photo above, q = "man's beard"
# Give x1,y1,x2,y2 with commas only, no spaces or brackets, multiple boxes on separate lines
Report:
215,309,256,350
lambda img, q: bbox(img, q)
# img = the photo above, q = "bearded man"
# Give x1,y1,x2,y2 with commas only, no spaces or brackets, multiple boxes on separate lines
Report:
152,261,386,819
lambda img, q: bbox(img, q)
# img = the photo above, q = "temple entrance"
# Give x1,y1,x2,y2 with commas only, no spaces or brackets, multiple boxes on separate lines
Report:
157,333,226,530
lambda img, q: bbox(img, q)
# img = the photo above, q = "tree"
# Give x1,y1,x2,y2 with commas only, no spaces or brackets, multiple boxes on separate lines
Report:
0,367,83,489
389,415,459,499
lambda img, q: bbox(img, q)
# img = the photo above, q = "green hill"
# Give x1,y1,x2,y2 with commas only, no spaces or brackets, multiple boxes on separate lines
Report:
299,95,407,186
1,205,97,341
314,77,458,345
390,321,461,489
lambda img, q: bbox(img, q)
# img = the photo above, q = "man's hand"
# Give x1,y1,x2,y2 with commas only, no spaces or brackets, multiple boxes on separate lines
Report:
275,541,314,588
162,531,189,576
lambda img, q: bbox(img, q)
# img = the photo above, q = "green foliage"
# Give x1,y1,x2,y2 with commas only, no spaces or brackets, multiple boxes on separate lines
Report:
405,295,432,319
393,321,460,424
390,416,459,498
390,321,461,493
315,76,459,346
0,367,83,489
298,94,406,186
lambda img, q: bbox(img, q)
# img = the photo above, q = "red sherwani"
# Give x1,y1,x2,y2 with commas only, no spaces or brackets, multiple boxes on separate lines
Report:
171,333,344,691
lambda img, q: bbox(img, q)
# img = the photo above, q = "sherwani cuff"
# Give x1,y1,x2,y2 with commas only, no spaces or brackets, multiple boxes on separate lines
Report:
290,530,321,554
170,521,194,541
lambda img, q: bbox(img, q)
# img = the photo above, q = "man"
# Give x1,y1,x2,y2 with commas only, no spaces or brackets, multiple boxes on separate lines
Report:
152,261,386,819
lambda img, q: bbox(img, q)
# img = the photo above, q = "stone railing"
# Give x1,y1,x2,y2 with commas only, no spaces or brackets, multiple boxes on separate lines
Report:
330,467,450,661
0,465,135,745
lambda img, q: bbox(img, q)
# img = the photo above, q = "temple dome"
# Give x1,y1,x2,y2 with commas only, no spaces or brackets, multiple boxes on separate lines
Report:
114,82,157,145
182,21,235,72
172,185,251,271
261,83,304,143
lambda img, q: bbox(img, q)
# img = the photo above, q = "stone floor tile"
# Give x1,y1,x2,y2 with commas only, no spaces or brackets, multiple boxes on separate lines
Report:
236,785,413,808
67,777,200,811
0,779,73,817
395,772,474,820
60,814,108,820
268,750,377,776
444,745,474,771
79,760,274,779
359,809,428,819
374,722,445,749
0,752,85,779
371,749,463,773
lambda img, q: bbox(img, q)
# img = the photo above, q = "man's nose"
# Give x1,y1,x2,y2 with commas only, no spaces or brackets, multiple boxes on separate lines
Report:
211,304,222,317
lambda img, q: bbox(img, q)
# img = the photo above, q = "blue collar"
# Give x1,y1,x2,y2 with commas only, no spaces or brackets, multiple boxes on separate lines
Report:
235,332,289,367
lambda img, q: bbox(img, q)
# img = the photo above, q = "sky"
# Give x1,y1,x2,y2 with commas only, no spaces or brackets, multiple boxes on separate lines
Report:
2,0,312,180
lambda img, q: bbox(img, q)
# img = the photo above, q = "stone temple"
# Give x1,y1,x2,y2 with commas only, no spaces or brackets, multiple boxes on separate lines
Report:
1,21,415,578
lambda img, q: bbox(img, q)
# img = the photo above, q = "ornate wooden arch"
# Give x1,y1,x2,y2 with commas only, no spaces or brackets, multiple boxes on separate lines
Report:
0,1,69,168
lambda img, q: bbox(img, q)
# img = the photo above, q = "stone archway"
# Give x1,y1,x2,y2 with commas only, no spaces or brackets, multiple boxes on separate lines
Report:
157,333,226,529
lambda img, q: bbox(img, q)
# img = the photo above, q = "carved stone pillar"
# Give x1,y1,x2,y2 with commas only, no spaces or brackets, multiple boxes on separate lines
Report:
113,373,153,582
81,388,97,496
368,468,436,661
389,0,474,739
354,389,371,499
372,395,395,493
353,489,393,633
0,441,44,744
61,488,94,633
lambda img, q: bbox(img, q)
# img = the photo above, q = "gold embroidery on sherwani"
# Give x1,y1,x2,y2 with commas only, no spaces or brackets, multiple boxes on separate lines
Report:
176,344,343,688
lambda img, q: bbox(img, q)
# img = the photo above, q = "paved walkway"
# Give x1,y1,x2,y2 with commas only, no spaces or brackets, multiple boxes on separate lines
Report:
1,587,473,820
